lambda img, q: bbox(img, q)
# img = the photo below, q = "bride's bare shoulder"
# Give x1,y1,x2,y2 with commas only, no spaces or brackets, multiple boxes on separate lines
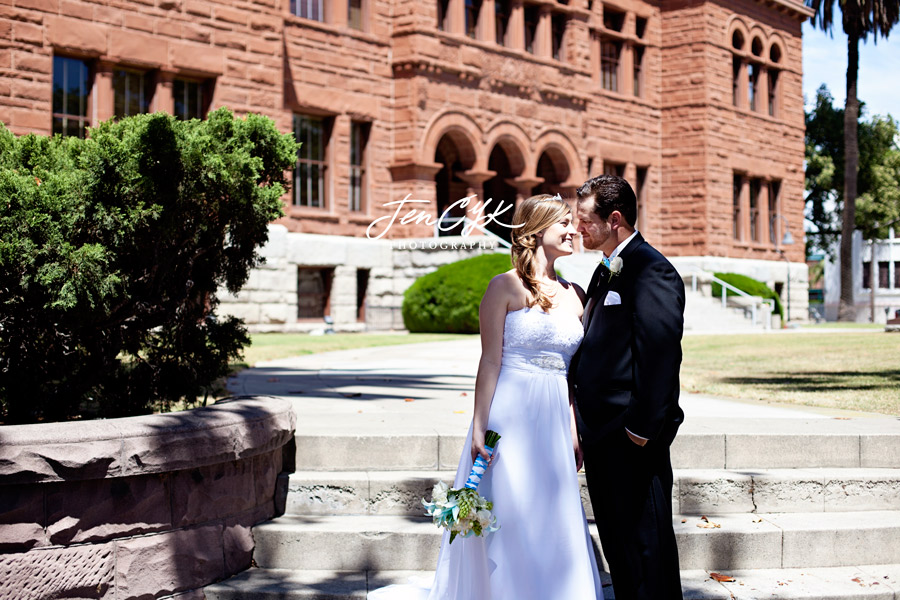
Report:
484,270,527,310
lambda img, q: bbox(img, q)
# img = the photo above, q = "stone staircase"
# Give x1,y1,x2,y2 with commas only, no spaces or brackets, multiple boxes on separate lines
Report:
206,421,900,599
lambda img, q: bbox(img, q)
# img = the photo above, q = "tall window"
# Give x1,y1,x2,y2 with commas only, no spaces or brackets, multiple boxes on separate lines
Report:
894,261,900,288
879,262,890,288
748,63,760,112
437,0,450,30
635,16,647,39
349,122,369,212
768,69,779,117
552,14,566,61
749,179,760,242
732,56,741,107
524,4,539,54
294,114,330,208
113,69,152,118
52,56,90,138
601,40,621,91
465,0,482,38
292,0,324,21
733,174,743,240
633,46,644,97
496,0,511,46
349,0,363,30
768,180,781,244
173,79,205,120
862,261,872,289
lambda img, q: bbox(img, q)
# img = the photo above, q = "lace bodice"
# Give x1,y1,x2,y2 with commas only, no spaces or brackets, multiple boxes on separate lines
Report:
502,307,584,365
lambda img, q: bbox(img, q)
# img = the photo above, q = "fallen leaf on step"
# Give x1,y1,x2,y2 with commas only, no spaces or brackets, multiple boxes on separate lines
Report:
833,417,851,420
460,392,468,397
357,410,363,413
404,398,415,402
752,517,763,523
341,392,362,398
697,516,721,528
681,519,687,523
454,410,466,414
710,572,735,583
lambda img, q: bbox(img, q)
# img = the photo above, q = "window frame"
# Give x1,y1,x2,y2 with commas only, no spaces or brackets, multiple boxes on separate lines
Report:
291,0,325,21
524,4,540,55
293,114,332,210
113,68,153,119
633,45,644,97
600,38,621,92
348,0,364,30
495,0,511,47
465,0,483,39
52,55,92,138
172,77,208,121
349,121,369,213
551,13,567,62
733,173,743,241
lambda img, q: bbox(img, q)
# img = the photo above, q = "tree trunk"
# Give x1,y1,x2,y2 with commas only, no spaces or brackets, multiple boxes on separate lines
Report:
838,31,860,321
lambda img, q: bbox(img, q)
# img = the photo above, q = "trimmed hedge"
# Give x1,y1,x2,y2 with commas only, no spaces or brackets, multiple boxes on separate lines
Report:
0,109,297,424
711,272,784,318
402,253,512,333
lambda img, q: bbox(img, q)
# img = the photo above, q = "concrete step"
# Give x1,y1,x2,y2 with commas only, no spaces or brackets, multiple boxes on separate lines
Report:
282,468,900,518
251,512,900,572
205,565,900,599
294,420,900,471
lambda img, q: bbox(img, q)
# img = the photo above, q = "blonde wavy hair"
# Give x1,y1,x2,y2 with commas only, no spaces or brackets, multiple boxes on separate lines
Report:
510,194,571,311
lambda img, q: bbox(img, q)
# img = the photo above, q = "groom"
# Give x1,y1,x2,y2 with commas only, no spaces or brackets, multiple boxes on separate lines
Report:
570,175,685,600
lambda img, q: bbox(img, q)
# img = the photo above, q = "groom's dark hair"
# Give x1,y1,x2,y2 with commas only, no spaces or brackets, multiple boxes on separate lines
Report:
576,175,637,228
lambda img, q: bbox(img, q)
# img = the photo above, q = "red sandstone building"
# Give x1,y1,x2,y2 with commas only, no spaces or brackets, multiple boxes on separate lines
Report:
2,0,813,328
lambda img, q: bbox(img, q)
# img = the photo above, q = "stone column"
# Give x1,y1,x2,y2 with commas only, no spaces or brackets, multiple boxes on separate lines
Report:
154,71,175,116
480,0,496,43
458,170,497,235
536,5,552,59
449,0,465,35
739,176,750,242
94,61,115,123
509,176,544,206
759,67,770,116
508,0,525,51
758,178,771,246
330,0,349,27
622,43,634,97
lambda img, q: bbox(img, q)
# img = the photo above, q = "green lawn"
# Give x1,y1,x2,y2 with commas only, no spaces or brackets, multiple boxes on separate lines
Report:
681,331,900,415
237,332,472,367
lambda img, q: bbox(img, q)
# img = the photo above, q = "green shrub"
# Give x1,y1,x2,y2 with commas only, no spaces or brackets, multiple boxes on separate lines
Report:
711,272,784,318
402,253,512,333
0,109,297,423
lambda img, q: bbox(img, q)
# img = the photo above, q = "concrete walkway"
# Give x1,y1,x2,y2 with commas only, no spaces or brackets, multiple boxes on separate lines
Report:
227,337,889,439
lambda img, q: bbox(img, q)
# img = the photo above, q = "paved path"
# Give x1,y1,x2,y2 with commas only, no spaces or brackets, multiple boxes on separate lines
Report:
228,337,889,438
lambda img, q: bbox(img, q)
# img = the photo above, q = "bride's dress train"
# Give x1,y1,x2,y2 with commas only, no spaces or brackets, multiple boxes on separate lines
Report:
368,307,603,600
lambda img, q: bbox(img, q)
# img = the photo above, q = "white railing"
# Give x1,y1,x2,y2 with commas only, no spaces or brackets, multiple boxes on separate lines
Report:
685,270,772,329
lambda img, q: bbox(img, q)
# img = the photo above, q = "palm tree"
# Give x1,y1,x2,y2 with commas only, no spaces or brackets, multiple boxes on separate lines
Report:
807,0,899,320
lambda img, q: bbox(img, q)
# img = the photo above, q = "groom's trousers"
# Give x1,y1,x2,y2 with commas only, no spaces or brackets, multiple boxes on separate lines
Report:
583,427,683,600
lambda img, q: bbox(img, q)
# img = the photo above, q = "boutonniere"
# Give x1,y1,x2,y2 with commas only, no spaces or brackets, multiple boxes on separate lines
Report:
601,256,624,282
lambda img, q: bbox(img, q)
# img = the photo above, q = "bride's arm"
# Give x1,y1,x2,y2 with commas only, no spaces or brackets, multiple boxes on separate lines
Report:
471,275,510,463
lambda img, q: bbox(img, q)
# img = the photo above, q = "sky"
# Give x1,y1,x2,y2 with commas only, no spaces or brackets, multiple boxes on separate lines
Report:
803,20,900,120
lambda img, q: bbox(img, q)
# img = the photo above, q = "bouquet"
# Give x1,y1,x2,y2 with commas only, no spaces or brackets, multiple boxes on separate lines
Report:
422,430,501,543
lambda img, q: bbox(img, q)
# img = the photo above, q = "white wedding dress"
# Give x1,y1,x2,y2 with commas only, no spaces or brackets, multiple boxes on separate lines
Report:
368,307,603,600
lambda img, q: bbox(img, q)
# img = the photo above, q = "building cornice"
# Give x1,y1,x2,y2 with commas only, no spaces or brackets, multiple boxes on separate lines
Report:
763,0,816,20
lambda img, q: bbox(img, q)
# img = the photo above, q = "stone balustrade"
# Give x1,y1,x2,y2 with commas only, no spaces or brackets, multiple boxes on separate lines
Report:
0,396,296,600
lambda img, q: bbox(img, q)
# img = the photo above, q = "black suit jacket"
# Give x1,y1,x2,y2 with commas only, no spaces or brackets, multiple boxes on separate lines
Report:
571,233,686,447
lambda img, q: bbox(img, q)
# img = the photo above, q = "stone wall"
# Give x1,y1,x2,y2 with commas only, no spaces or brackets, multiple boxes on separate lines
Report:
0,397,296,600
218,225,503,332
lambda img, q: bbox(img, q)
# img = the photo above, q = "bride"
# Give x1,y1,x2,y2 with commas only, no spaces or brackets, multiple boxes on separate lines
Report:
369,194,603,599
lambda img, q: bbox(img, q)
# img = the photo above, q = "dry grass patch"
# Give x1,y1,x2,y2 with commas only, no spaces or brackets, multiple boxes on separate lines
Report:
681,331,900,415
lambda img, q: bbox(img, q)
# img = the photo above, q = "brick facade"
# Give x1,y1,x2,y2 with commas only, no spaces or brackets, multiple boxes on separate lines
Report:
1,0,810,264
